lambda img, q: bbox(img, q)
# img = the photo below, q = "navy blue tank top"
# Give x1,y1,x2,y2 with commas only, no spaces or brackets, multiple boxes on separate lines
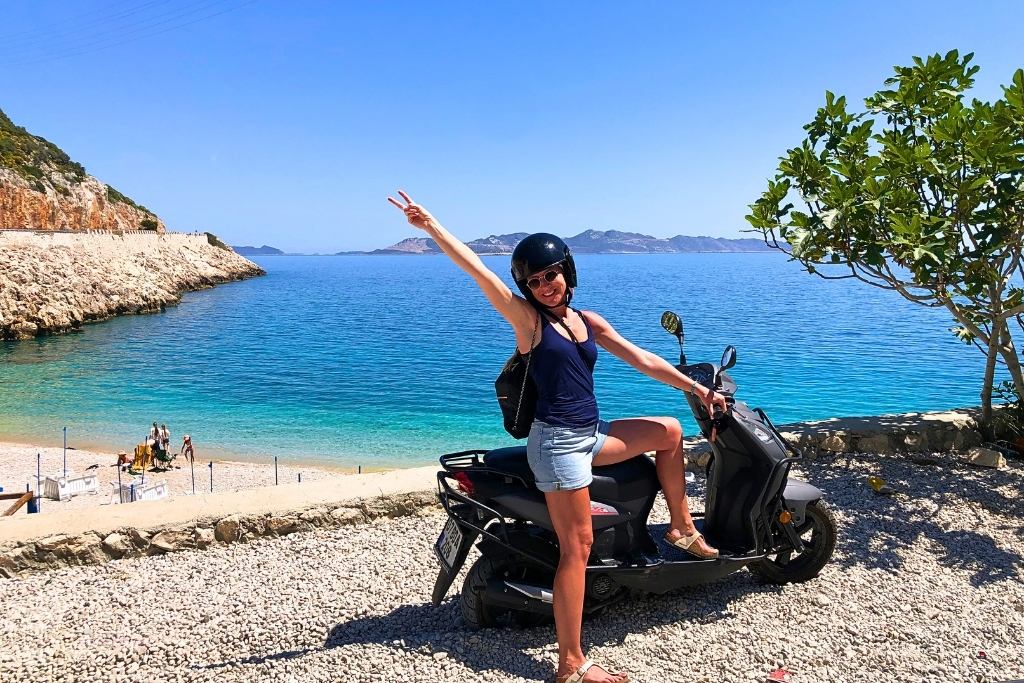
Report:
528,310,599,427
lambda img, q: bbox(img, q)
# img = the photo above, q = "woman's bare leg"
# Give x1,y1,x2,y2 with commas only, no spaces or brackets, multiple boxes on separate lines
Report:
545,488,627,683
593,417,714,553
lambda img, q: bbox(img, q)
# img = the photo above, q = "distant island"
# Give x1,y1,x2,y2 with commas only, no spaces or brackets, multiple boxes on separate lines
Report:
233,245,285,256
337,229,771,255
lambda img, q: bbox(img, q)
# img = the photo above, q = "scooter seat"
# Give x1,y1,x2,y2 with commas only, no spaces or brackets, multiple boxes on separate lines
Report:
482,446,660,502
483,446,535,484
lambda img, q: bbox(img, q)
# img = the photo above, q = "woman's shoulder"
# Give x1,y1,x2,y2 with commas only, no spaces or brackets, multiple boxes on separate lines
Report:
576,309,608,326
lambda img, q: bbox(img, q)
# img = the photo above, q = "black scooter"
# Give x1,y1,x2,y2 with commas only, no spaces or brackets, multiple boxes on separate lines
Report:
430,311,837,628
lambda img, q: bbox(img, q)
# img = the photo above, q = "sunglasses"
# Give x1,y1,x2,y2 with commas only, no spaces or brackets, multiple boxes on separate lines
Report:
526,266,563,290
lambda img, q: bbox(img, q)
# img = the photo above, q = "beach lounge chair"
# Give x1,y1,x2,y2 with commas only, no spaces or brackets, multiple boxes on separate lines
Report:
108,479,168,504
42,472,100,501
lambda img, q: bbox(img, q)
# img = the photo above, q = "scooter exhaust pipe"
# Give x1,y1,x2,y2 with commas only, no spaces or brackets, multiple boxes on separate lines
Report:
505,581,553,604
481,578,554,615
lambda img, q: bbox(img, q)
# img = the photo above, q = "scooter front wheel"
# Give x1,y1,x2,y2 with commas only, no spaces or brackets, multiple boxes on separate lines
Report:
749,500,837,584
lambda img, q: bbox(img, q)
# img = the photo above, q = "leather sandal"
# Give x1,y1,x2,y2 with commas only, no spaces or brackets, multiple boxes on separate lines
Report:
556,659,629,683
664,530,719,559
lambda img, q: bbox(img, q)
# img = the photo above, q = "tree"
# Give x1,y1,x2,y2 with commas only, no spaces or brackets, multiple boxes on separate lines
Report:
746,51,1024,435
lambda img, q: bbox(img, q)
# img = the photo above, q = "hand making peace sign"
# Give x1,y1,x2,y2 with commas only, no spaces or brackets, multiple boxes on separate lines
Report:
387,190,437,232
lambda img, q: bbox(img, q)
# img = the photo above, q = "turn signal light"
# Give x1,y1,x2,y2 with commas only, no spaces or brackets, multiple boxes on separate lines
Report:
778,510,792,524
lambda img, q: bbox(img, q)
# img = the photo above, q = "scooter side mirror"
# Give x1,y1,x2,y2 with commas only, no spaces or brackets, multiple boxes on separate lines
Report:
721,346,737,370
660,311,682,338
661,311,686,366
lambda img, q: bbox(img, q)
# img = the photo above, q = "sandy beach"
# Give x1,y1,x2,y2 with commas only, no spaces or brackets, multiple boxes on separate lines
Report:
0,440,361,513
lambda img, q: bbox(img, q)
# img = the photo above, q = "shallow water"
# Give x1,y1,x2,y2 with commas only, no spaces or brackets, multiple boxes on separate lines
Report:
0,253,993,467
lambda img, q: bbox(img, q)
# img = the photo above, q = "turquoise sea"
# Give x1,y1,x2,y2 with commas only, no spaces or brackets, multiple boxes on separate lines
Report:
0,253,992,468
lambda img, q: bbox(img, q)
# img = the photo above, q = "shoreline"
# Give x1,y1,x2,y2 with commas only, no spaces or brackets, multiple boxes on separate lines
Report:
0,440,392,514
0,429,414,472
1,405,994,517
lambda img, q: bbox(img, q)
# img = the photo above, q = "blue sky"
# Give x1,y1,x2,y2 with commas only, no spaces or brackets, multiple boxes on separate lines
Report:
2,1,1023,252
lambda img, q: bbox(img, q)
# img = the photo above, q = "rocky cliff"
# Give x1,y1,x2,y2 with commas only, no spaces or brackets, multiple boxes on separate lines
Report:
0,109,164,232
0,168,166,233
0,231,264,339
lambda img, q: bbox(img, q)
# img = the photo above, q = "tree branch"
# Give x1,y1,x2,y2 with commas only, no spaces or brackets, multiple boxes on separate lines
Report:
942,296,991,346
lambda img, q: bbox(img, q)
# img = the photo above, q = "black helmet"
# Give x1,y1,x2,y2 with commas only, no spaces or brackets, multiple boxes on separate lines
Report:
510,233,578,302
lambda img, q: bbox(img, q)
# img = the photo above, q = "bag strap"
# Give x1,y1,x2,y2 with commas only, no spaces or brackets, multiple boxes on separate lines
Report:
513,313,540,431
542,307,585,346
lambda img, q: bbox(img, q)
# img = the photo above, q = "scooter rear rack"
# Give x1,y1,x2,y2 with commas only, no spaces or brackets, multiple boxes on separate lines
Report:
437,465,560,571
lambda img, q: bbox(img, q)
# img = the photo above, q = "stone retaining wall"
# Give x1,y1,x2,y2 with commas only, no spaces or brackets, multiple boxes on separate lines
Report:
777,407,985,456
680,408,986,467
0,490,438,579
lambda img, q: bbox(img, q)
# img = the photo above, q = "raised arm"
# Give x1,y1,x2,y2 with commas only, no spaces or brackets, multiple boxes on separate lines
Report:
387,191,536,335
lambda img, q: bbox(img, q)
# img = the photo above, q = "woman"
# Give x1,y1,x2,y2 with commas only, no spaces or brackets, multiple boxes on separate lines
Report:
388,191,727,683
180,435,195,464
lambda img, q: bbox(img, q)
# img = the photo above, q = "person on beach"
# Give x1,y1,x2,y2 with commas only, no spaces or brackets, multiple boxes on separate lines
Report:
148,422,163,464
180,435,194,464
160,424,171,453
388,190,727,683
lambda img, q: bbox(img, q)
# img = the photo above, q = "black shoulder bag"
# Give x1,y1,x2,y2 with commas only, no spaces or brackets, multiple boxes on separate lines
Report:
495,313,540,439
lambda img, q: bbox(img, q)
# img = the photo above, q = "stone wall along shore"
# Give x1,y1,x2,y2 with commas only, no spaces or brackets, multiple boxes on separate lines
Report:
0,230,264,339
0,407,1005,578
773,407,984,456
0,490,438,579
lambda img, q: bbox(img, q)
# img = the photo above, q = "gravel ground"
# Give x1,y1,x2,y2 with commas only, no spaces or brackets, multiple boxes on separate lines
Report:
0,450,1022,683
0,441,352,512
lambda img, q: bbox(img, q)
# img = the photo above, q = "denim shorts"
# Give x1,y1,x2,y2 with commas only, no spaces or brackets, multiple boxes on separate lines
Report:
526,419,611,493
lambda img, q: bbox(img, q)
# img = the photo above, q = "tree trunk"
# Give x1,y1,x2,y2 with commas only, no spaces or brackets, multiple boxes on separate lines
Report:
997,321,1024,399
981,332,999,441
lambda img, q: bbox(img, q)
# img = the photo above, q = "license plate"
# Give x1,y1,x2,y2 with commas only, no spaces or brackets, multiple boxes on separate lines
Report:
434,517,465,573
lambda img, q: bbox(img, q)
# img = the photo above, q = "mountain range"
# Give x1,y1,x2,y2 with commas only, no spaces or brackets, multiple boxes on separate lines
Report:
337,230,770,255
233,245,285,256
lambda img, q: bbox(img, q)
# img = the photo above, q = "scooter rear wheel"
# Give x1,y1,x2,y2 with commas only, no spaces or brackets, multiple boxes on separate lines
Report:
460,556,550,629
748,500,837,584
